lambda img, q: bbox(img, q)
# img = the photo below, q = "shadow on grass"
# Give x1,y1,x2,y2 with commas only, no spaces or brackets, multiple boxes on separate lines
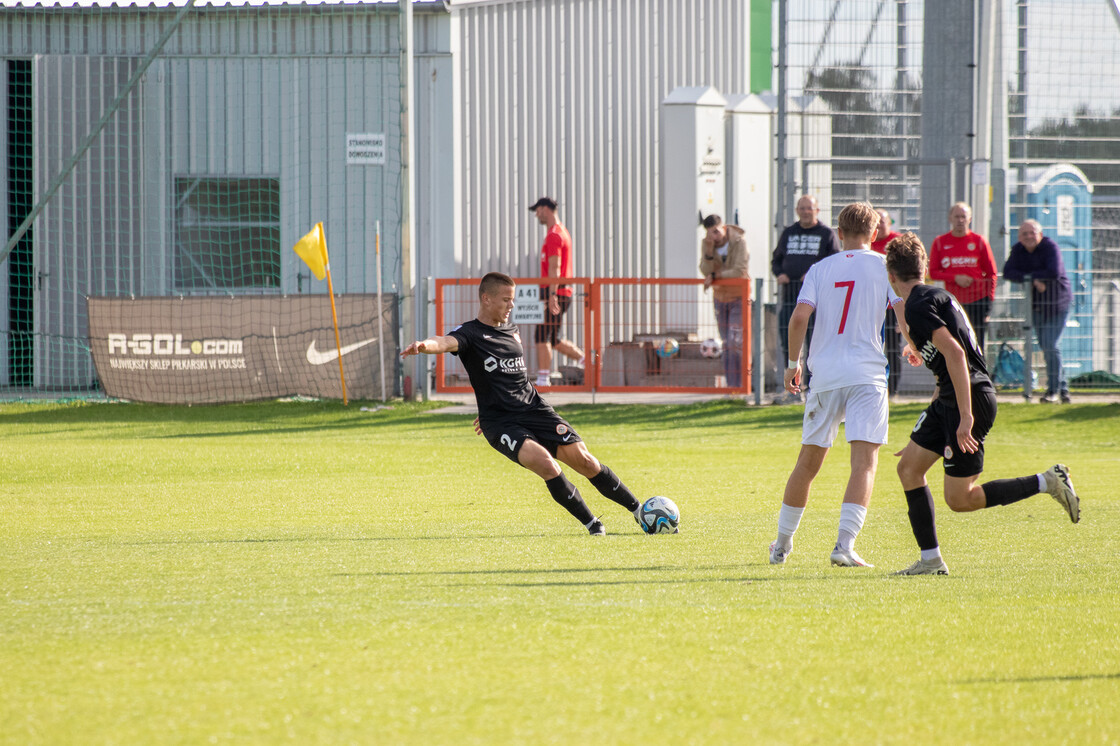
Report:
337,565,685,577
1008,402,1120,423
0,399,810,439
490,576,778,587
960,672,1120,684
336,563,750,578
121,533,562,545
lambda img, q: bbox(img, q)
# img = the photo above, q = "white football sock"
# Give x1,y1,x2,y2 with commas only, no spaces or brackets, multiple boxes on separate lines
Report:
920,547,942,562
1037,473,1048,492
836,503,868,552
776,504,804,550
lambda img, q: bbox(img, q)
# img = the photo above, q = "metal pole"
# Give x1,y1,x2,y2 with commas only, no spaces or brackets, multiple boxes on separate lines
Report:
1022,274,1033,399
399,0,418,400
775,0,790,236
989,0,1010,267
1014,0,1029,223
972,0,996,241
753,277,764,405
376,219,386,402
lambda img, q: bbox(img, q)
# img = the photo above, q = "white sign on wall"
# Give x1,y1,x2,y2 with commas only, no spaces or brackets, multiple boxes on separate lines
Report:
512,285,544,325
346,133,386,165
1056,194,1075,237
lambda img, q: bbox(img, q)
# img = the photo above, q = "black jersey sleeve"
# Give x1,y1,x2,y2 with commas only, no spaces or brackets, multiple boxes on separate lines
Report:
905,291,945,348
448,323,472,357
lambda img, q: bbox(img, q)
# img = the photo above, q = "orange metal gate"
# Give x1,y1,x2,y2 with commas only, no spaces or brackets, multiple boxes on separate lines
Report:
434,277,751,395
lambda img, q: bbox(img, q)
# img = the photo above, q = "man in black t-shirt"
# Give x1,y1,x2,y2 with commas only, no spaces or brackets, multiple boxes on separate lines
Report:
771,195,841,400
401,271,649,536
884,234,1080,576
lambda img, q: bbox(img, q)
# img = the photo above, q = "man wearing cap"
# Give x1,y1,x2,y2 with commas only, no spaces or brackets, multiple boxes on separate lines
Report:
530,197,584,387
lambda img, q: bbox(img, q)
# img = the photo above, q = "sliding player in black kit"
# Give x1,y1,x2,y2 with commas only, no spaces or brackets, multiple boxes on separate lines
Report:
401,272,645,536
884,234,1080,575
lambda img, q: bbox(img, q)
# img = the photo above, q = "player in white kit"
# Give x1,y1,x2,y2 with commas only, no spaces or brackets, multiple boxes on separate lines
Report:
769,202,909,568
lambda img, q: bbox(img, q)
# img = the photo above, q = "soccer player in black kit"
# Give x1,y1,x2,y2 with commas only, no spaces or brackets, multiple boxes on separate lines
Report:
401,272,645,536
884,234,1080,575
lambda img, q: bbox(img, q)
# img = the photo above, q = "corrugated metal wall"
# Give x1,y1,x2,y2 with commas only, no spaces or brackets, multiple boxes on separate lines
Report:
452,0,752,282
34,55,143,388
0,6,449,58
4,6,452,391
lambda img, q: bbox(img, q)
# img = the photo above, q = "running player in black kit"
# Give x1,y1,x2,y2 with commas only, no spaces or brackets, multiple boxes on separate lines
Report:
884,234,1080,575
401,272,645,536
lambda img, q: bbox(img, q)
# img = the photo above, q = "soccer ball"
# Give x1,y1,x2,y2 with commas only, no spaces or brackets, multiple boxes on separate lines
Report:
700,338,723,358
655,338,680,359
638,496,680,534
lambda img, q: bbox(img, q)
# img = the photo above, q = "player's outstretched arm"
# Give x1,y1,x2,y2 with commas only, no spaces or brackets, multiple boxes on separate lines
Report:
401,335,458,357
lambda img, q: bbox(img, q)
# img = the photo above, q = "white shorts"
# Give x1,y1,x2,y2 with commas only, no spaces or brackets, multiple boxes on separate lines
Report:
801,384,889,448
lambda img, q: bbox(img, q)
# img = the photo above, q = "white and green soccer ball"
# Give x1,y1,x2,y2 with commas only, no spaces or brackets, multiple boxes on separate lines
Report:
639,496,680,534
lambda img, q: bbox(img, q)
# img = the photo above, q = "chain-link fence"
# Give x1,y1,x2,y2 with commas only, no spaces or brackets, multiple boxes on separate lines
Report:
777,0,1120,397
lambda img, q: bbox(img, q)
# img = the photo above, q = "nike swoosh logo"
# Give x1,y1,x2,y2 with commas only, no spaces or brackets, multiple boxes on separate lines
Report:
306,337,378,365
562,433,573,442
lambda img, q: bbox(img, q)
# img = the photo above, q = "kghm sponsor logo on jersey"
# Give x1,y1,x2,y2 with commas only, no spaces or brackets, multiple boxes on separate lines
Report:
483,355,527,374
106,333,246,371
941,255,979,269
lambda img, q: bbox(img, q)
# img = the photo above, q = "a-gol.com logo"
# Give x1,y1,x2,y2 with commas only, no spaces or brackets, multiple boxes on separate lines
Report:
108,333,244,356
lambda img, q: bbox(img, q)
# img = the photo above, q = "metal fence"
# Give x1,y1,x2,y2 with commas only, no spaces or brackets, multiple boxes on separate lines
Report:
433,277,752,395
776,0,1120,396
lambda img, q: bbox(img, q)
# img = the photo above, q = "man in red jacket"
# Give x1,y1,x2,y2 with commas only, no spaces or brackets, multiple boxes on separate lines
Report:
928,202,997,352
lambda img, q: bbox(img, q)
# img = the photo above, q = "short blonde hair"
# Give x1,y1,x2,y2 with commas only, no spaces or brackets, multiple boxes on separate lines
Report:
837,202,880,239
885,232,928,281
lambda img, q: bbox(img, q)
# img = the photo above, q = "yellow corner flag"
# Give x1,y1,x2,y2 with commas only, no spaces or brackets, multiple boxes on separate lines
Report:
293,222,328,281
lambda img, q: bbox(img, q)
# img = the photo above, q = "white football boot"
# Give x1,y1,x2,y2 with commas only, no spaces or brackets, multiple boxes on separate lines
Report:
830,545,873,568
1043,464,1080,524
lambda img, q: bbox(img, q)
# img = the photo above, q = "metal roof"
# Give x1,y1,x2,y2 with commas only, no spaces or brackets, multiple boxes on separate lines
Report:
2,0,444,8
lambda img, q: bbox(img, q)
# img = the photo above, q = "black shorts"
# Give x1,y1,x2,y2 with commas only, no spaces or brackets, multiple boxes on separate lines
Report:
482,408,583,464
909,385,998,478
534,293,573,346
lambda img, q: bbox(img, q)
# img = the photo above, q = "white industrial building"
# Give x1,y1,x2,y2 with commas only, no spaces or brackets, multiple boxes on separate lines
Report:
0,0,833,394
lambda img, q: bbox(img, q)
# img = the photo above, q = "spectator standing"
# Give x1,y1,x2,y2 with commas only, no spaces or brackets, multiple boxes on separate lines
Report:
1003,219,1073,403
530,197,583,387
870,208,903,396
928,202,997,352
699,213,750,388
771,195,841,401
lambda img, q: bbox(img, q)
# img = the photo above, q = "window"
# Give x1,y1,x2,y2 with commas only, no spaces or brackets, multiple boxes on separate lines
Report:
174,177,281,291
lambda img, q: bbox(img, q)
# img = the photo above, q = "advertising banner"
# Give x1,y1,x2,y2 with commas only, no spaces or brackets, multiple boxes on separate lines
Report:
87,295,397,404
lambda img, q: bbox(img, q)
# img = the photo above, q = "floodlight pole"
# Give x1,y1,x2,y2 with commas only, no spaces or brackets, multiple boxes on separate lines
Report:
399,0,419,400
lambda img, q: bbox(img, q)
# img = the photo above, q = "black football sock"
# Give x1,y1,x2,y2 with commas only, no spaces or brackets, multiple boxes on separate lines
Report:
545,473,596,525
904,486,940,551
589,464,641,512
981,476,1040,507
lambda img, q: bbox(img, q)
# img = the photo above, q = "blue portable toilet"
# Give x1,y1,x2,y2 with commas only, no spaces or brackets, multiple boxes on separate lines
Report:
1014,164,1093,382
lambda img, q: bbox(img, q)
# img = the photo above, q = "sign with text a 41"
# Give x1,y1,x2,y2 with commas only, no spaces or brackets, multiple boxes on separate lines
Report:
511,285,544,325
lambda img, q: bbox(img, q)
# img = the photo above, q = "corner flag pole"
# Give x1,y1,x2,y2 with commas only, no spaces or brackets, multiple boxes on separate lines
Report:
320,223,348,406
376,220,386,402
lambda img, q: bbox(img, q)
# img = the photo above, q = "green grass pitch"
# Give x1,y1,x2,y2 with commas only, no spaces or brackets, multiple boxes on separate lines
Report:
1,399,1118,744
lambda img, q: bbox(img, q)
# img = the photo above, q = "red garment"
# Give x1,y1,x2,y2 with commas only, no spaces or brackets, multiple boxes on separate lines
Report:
928,230,997,304
870,230,901,255
540,222,574,297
